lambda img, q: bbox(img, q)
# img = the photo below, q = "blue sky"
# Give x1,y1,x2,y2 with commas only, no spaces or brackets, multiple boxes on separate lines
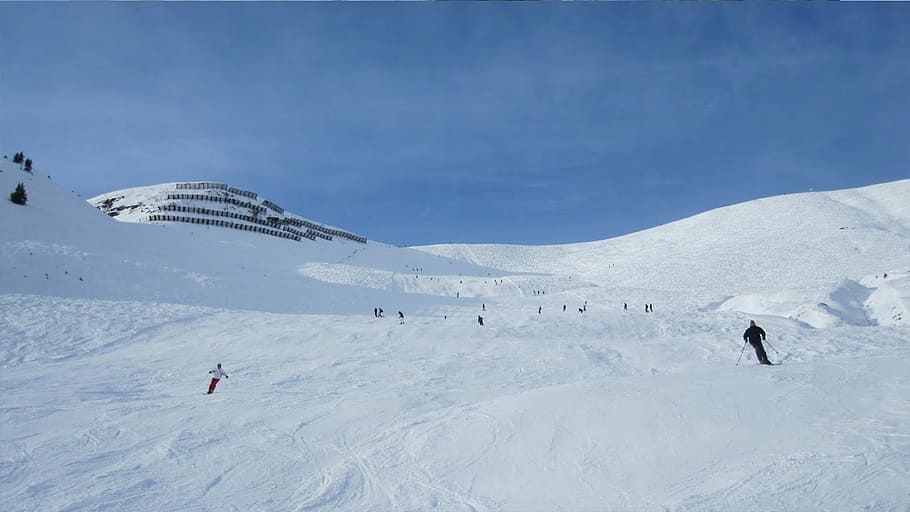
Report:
2,3,908,246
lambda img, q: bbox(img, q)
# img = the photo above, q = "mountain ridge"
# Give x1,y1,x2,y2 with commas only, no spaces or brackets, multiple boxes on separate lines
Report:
2,156,908,325
415,179,910,300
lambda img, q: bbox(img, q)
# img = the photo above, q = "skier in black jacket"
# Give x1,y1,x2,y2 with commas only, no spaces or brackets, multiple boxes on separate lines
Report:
743,320,771,365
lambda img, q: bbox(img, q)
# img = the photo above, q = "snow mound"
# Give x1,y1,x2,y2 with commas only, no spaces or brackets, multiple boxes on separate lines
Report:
718,272,910,328
863,270,910,326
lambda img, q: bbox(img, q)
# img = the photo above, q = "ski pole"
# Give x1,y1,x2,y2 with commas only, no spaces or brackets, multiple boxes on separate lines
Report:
736,340,747,366
764,339,780,356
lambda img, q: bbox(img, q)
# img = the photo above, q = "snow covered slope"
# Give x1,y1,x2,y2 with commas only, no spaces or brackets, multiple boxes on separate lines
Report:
2,155,909,511
417,180,910,327
90,182,368,244
0,158,501,314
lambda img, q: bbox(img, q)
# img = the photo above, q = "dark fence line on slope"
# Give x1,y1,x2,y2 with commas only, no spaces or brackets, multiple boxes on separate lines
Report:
176,182,257,199
166,193,267,214
168,184,367,244
148,214,310,242
157,204,313,240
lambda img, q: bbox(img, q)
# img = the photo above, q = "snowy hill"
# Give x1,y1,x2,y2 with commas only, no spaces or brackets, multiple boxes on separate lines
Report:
0,158,501,314
89,182,368,244
417,180,910,327
2,155,909,511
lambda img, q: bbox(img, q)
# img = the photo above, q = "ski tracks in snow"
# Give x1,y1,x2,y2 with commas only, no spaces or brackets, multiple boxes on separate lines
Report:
289,403,507,511
672,450,909,512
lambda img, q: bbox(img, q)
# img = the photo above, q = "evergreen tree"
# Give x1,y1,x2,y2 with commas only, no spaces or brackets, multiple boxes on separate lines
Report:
10,182,27,205
24,159,32,172
12,152,23,164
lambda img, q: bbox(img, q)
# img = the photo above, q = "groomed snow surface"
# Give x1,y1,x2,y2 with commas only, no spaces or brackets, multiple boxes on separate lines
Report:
2,159,909,511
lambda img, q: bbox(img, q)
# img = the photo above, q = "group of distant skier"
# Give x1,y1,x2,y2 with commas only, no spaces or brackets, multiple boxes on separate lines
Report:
203,312,776,394
374,307,405,323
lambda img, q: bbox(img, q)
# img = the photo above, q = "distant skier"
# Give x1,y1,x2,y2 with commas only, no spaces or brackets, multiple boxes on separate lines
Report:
374,308,378,318
624,302,628,311
482,303,486,311
478,315,484,326
398,311,405,324
538,306,542,314
206,363,229,394
743,320,772,365
378,308,383,318
563,305,566,312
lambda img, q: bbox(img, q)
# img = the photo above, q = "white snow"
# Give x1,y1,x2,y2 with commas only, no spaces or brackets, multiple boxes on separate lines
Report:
2,157,909,511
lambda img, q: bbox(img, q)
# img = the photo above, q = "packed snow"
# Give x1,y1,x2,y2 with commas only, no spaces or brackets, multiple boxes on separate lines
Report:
2,157,909,511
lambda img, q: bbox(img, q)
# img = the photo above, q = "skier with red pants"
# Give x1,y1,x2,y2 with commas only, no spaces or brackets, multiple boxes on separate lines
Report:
207,363,229,394
743,320,771,365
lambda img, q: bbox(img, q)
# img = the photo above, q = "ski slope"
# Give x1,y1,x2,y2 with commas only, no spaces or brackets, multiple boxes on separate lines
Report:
2,157,909,511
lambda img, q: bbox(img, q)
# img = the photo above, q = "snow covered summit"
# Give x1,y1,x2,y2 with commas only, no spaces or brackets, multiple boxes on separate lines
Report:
0,157,499,314
90,182,367,244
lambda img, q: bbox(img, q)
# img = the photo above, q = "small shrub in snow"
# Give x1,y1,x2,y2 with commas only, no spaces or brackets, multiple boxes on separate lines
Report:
10,182,27,205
